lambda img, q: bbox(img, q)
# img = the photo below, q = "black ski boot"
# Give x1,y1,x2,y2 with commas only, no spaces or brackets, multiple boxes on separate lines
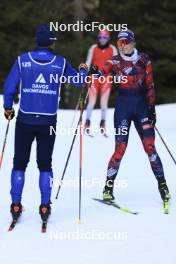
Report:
158,178,171,202
100,120,108,137
100,120,106,133
39,204,51,222
10,203,22,220
103,179,115,202
84,119,91,134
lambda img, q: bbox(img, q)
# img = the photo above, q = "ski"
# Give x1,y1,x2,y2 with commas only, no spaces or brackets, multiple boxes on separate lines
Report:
8,219,18,231
102,133,108,138
87,133,94,138
85,132,109,138
93,198,139,215
163,200,169,214
85,134,109,138
41,221,48,233
84,131,94,137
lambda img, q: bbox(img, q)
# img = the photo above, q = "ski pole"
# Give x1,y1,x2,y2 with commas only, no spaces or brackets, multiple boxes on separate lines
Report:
155,126,176,166
55,86,89,199
70,86,90,129
0,120,10,169
69,93,82,128
77,88,84,224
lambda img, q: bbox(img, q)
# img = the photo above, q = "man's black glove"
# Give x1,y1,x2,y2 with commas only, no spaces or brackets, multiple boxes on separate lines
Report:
148,105,156,126
4,108,15,120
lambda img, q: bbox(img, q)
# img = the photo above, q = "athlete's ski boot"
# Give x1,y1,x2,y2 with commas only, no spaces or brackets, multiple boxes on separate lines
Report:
84,119,91,135
158,178,171,202
100,119,105,133
10,203,22,220
100,120,107,137
103,179,115,202
39,204,51,222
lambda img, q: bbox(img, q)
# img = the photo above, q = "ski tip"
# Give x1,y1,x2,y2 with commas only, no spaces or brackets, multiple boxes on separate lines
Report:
8,220,17,231
84,131,94,137
75,219,82,225
87,134,94,138
8,225,15,231
92,197,139,215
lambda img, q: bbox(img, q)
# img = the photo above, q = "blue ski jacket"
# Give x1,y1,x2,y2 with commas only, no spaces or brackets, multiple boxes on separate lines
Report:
3,48,87,125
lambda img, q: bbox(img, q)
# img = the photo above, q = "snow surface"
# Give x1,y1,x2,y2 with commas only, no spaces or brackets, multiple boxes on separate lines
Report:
0,95,176,264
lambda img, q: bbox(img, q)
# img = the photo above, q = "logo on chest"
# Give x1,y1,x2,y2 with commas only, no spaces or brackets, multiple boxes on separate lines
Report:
35,73,46,83
32,73,49,89
122,67,133,75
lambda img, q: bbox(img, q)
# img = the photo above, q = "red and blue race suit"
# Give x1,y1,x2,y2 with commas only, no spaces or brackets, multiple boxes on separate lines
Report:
102,50,165,180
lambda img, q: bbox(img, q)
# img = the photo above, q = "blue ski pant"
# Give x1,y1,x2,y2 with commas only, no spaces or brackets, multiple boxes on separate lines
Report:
106,95,165,181
10,121,56,204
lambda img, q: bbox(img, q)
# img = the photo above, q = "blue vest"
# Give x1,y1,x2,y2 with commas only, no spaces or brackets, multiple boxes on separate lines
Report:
18,52,66,115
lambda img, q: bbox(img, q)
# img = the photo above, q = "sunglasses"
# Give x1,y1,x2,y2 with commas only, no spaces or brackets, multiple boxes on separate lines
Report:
117,38,131,46
98,36,109,40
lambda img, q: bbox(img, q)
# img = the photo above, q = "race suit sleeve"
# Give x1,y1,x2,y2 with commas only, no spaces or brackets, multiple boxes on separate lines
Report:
111,45,118,56
101,59,114,76
64,60,88,87
3,57,20,109
85,45,96,70
144,56,156,106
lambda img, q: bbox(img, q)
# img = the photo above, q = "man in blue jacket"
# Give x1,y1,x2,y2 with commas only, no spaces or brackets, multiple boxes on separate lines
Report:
3,24,88,223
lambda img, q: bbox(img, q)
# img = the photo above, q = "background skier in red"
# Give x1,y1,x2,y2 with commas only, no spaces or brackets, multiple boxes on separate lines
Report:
85,30,117,135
